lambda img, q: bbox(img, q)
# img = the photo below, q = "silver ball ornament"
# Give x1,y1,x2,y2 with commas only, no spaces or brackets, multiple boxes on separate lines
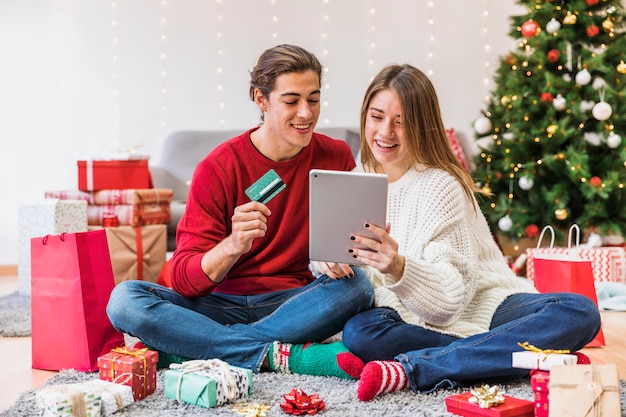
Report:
575,69,592,86
498,215,513,232
518,176,534,190
592,101,612,121
546,18,561,33
606,132,622,149
474,116,492,135
553,94,566,111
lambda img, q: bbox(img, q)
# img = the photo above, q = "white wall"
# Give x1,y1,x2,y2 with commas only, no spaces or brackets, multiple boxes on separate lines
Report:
0,0,527,264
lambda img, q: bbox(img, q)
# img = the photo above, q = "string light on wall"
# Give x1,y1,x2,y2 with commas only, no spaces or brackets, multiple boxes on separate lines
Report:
271,0,279,41
368,2,376,70
322,0,331,125
427,1,435,77
111,1,120,148
482,0,492,103
216,0,225,126
159,0,168,140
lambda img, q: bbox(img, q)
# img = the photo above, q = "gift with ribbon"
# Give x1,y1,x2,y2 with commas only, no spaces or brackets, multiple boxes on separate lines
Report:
36,383,103,417
46,188,173,227
83,379,134,416
163,359,252,409
548,364,621,417
77,159,152,191
530,370,550,417
97,346,159,401
512,341,577,371
445,385,534,417
91,225,167,284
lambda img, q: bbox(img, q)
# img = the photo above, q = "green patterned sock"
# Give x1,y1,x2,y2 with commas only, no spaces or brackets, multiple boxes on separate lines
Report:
139,341,190,369
268,341,364,379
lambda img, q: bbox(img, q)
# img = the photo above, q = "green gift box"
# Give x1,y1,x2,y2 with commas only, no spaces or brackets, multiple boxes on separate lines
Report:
164,360,252,408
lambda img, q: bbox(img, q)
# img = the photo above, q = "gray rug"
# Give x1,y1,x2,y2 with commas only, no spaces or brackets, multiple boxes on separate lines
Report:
0,291,30,337
3,369,626,416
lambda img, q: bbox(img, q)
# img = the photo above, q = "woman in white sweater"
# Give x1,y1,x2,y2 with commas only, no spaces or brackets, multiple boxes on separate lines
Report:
334,64,601,401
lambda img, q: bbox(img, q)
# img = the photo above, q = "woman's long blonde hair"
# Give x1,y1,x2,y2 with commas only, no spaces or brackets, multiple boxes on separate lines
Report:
359,64,485,204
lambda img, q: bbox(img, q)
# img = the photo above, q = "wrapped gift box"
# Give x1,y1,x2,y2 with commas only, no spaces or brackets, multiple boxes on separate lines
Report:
548,364,621,417
97,347,159,401
87,203,170,226
46,188,173,206
78,159,152,191
17,199,88,296
90,225,167,284
530,370,550,417
163,361,252,408
36,383,102,417
445,392,534,417
512,350,577,371
83,379,134,416
527,246,626,284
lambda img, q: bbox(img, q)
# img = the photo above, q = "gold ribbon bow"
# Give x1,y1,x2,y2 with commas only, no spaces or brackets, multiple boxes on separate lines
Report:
231,403,272,417
109,347,149,398
469,385,506,409
518,341,570,355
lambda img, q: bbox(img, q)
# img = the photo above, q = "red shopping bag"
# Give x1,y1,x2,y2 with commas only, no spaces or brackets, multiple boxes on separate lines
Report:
531,225,605,347
31,229,125,371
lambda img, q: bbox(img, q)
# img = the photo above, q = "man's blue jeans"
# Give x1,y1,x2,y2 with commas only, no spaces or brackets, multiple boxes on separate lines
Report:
342,292,601,393
106,269,374,372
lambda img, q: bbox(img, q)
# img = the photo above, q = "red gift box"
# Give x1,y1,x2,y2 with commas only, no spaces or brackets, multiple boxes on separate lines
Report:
445,392,534,417
78,160,153,191
98,347,159,400
530,370,550,417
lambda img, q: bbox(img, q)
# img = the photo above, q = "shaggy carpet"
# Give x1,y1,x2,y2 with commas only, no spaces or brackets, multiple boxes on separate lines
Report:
2,369,626,417
0,291,30,337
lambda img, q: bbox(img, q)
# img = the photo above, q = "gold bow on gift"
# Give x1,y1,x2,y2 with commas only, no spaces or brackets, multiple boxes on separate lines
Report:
517,341,570,355
468,385,506,409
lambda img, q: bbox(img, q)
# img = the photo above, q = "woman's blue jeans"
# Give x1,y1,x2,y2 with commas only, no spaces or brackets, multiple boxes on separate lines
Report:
106,269,374,373
342,292,601,393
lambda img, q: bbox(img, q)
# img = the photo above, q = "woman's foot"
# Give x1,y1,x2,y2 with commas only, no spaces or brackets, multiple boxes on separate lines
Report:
357,360,409,401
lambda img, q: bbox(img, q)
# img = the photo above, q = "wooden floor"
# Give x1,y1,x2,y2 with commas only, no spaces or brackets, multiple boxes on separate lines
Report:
1,271,625,412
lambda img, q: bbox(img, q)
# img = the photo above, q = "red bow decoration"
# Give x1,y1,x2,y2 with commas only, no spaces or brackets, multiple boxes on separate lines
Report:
280,388,326,415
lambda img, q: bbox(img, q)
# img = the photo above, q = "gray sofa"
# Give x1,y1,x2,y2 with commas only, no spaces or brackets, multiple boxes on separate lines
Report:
150,128,360,251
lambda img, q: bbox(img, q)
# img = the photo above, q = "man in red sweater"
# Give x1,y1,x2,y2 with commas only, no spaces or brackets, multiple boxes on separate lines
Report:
107,44,374,379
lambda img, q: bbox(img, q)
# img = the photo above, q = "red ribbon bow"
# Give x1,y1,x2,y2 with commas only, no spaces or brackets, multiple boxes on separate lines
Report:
280,388,326,415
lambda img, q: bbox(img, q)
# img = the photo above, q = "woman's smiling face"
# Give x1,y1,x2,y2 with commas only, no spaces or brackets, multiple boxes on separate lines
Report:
364,89,409,175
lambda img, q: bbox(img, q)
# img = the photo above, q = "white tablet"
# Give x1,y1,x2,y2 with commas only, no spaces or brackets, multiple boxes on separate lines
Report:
309,169,388,264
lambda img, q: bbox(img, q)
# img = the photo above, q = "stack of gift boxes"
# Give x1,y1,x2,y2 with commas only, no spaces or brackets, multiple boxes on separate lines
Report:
445,344,621,416
36,346,253,415
49,158,171,285
18,157,173,294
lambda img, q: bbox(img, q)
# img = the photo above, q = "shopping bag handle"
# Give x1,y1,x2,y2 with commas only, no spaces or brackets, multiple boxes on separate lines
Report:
568,224,581,249
535,225,555,249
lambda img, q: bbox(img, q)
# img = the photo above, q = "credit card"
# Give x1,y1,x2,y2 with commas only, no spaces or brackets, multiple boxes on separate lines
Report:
245,169,286,204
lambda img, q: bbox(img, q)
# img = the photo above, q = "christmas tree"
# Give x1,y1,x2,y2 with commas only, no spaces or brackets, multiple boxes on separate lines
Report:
472,0,626,247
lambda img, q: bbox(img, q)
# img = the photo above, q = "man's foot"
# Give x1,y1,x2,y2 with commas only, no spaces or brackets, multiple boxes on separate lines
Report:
357,360,409,401
268,341,364,379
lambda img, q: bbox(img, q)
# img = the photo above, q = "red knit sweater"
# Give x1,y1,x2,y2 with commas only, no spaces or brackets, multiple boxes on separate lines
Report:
171,128,356,296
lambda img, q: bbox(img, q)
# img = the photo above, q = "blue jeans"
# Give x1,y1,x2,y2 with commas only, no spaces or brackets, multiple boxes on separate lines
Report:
106,269,374,372
342,292,601,393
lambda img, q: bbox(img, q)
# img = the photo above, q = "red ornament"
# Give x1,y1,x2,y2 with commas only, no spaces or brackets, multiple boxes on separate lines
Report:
540,92,554,103
590,176,602,187
587,25,600,37
506,54,516,66
525,224,539,238
280,388,326,415
547,49,560,63
521,19,540,37
585,0,599,5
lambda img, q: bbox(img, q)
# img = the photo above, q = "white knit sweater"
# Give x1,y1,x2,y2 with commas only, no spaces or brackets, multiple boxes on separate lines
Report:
357,167,536,338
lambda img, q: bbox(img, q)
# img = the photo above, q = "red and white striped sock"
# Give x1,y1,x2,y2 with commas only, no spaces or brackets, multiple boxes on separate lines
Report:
357,360,409,401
